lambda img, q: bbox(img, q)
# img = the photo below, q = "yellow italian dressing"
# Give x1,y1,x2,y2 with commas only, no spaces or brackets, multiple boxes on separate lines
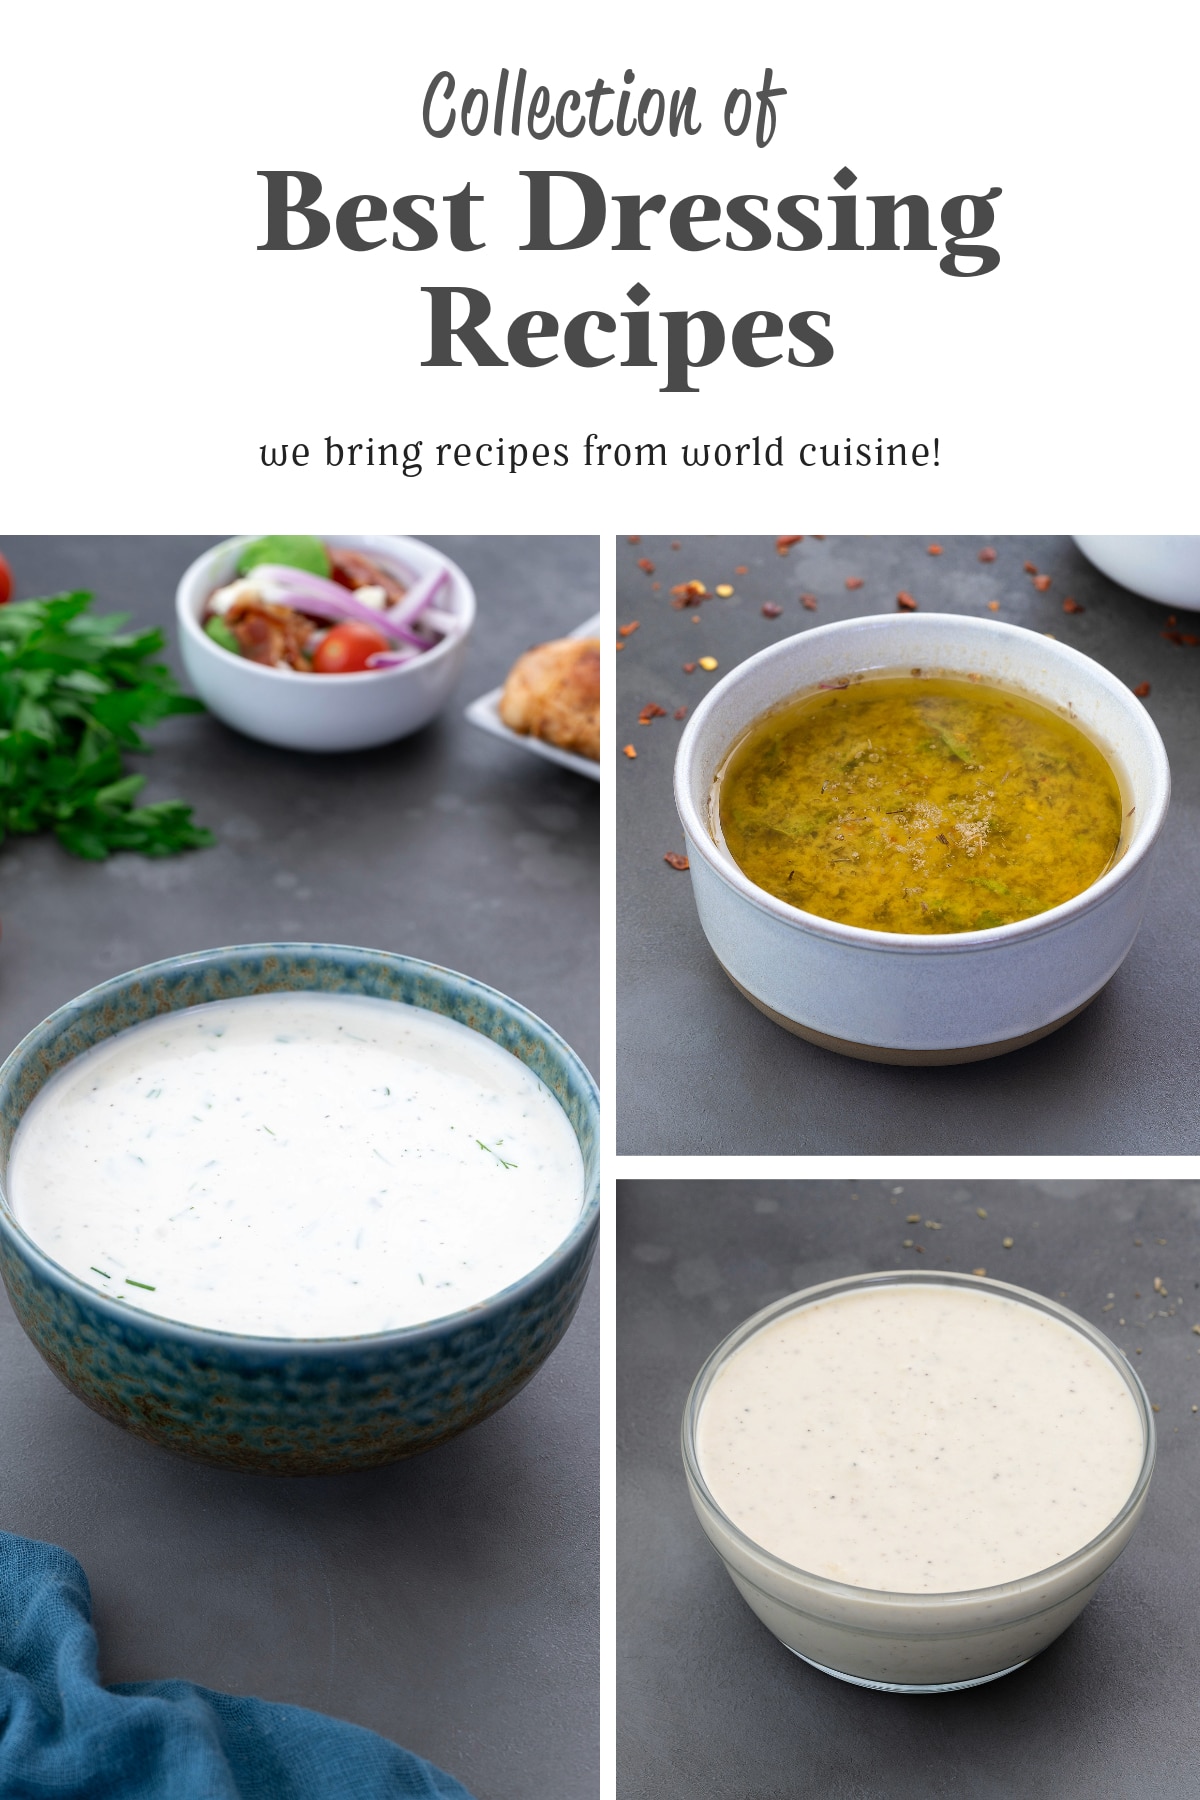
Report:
717,674,1124,934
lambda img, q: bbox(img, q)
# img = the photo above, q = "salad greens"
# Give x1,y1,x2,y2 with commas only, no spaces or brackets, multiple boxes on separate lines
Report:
237,535,329,578
0,591,213,860
204,616,241,655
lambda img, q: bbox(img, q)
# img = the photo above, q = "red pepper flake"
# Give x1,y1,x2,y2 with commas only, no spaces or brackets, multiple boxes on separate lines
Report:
663,851,690,871
978,547,997,563
1033,574,1052,592
1168,615,1177,627
896,591,918,611
673,706,688,720
670,541,681,551
670,580,708,607
1183,634,1200,647
1023,561,1038,575
615,641,625,651
622,744,637,758
637,558,655,575
987,600,1000,612
682,662,697,674
762,602,783,618
776,535,804,554
801,594,818,611
927,544,944,556
626,535,641,545
651,581,661,591
638,703,667,725
618,621,640,637
1134,682,1151,698
734,565,749,576
1162,630,1185,645
845,577,864,591
1062,597,1084,614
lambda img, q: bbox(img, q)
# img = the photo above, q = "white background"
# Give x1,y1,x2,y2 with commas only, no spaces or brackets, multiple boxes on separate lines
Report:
1,0,1196,532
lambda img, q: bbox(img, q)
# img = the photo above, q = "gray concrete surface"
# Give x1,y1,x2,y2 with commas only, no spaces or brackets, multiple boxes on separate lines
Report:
618,1179,1200,1799
0,535,599,1800
616,535,1200,1152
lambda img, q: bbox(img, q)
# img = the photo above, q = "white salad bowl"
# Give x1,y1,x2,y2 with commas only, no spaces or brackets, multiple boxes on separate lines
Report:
176,535,476,752
674,613,1170,1063
1073,536,1200,611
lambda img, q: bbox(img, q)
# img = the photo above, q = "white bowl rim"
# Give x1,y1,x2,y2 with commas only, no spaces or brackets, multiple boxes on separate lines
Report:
681,1268,1155,1613
674,612,1171,957
176,534,477,686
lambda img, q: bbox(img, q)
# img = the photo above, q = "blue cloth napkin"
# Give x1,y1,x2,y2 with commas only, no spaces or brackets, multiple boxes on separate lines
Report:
0,1530,477,1799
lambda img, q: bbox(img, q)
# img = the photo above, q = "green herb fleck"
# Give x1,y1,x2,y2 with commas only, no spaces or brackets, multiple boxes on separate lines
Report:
938,730,975,764
90,1266,111,1279
125,1278,156,1291
476,1139,518,1170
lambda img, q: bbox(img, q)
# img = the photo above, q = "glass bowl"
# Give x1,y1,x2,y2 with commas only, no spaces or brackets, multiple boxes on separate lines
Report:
682,1269,1155,1692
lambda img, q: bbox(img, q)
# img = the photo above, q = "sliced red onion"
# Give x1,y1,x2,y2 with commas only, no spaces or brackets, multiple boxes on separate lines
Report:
385,566,450,629
253,564,369,606
365,647,423,670
421,605,460,636
252,565,429,647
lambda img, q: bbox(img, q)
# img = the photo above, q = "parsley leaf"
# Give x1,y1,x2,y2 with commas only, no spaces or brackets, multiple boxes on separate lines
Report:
0,592,213,860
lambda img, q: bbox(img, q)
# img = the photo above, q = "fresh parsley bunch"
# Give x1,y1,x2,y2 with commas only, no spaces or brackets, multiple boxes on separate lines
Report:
0,592,213,859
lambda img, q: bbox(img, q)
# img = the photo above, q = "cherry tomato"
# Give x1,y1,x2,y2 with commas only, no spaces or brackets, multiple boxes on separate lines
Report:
0,554,12,605
311,620,392,674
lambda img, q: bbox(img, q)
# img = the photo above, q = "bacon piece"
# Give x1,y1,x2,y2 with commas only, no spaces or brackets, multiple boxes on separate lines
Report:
224,598,314,669
327,547,406,606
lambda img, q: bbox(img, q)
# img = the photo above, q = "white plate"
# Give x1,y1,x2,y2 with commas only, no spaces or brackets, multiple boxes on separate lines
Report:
465,614,600,781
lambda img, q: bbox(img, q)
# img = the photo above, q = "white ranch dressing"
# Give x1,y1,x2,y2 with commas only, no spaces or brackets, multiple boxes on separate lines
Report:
697,1283,1144,1594
8,991,584,1339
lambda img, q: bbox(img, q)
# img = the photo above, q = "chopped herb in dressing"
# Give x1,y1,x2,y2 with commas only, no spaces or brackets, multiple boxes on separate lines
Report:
476,1139,518,1170
9,992,581,1338
719,673,1123,934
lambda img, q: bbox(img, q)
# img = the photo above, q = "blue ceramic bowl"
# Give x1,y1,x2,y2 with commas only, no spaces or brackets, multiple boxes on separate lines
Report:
0,944,599,1475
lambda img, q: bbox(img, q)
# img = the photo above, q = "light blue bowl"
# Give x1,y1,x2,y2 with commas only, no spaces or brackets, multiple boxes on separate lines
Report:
0,944,599,1474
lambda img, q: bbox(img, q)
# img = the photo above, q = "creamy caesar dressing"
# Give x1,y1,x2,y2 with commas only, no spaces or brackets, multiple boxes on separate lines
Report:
8,991,584,1338
696,1283,1144,1594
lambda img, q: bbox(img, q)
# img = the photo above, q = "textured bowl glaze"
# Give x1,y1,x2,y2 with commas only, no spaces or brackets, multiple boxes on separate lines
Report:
0,945,598,1474
683,1271,1155,1692
177,536,476,752
674,614,1171,1062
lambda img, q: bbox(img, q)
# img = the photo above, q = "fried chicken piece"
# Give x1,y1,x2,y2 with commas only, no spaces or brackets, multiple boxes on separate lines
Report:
225,597,314,669
499,637,600,761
